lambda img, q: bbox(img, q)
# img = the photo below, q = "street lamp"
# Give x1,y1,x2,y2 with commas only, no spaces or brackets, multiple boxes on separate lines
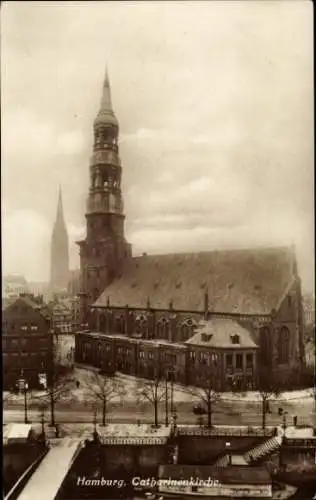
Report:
226,441,232,465
169,368,175,415
165,376,169,427
92,403,98,440
22,381,29,424
39,405,46,442
282,410,288,431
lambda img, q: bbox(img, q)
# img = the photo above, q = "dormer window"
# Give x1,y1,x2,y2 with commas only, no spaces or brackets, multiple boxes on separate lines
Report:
231,334,240,345
201,333,212,342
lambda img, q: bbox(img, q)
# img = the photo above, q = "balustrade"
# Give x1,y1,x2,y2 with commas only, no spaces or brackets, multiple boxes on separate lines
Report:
90,150,121,167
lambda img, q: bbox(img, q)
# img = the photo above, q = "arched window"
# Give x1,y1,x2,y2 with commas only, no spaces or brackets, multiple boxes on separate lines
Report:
180,319,196,341
156,317,169,339
95,130,101,147
278,326,290,364
259,326,271,366
135,314,147,337
115,315,125,334
99,313,106,332
89,309,97,330
96,342,102,362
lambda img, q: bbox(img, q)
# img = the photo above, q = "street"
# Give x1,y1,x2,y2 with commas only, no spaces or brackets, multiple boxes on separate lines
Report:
3,398,315,427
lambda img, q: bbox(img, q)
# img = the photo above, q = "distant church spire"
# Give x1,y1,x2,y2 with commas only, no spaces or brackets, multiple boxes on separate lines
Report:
50,186,69,292
55,185,65,228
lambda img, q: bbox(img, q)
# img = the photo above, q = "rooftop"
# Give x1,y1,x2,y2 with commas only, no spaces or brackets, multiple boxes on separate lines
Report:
94,246,296,315
186,318,258,348
158,464,271,485
85,331,187,349
285,426,315,439
3,423,32,444
2,295,52,320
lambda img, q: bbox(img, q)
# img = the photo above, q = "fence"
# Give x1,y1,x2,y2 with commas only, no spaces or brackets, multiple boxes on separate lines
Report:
177,425,276,437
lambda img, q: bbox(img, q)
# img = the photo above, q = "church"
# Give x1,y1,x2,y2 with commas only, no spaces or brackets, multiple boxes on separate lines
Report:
75,69,305,390
50,186,69,294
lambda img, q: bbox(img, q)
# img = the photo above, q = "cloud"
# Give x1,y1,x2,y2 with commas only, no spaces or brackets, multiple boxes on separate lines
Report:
2,210,51,281
1,1,313,293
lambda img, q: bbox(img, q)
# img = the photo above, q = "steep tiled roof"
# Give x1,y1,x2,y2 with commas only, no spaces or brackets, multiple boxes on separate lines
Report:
94,246,296,315
186,319,258,348
3,296,52,320
158,464,271,484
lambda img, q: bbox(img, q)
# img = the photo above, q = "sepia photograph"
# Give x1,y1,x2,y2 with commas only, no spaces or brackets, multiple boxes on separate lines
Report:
1,1,315,499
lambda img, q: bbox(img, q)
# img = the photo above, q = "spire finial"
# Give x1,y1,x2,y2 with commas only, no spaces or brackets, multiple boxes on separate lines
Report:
100,63,112,111
94,62,118,128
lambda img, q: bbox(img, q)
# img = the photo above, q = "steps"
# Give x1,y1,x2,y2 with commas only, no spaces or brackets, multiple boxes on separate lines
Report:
214,435,282,467
243,436,282,463
214,454,230,466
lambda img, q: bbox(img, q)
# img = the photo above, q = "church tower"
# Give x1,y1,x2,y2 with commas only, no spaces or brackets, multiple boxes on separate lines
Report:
50,187,69,291
77,68,132,324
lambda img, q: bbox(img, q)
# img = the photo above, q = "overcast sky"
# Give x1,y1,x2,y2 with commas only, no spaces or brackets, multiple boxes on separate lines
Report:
1,1,314,291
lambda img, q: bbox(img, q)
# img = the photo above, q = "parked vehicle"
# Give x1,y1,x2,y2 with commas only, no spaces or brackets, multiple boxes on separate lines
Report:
193,404,206,415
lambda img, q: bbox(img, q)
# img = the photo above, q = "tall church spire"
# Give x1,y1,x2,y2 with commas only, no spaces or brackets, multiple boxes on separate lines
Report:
94,66,118,128
77,63,131,321
100,65,112,111
55,185,65,228
50,186,69,292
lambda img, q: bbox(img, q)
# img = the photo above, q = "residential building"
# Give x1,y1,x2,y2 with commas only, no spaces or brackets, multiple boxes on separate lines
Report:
2,295,53,390
70,296,81,332
47,298,73,334
2,275,29,299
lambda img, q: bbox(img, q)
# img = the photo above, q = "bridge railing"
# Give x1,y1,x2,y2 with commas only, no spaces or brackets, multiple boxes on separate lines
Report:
177,425,276,437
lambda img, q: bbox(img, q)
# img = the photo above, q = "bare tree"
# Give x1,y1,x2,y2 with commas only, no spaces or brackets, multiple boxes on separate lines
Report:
84,372,127,426
257,368,281,430
136,369,166,427
185,361,220,428
33,365,74,426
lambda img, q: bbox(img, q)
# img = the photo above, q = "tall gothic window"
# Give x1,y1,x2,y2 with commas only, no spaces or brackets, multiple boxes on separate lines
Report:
99,313,106,332
115,315,125,334
89,310,97,330
180,319,196,341
135,315,147,337
156,317,169,339
277,326,290,364
259,326,272,366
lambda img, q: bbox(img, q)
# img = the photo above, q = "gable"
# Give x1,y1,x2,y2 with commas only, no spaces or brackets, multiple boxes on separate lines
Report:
2,297,50,322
